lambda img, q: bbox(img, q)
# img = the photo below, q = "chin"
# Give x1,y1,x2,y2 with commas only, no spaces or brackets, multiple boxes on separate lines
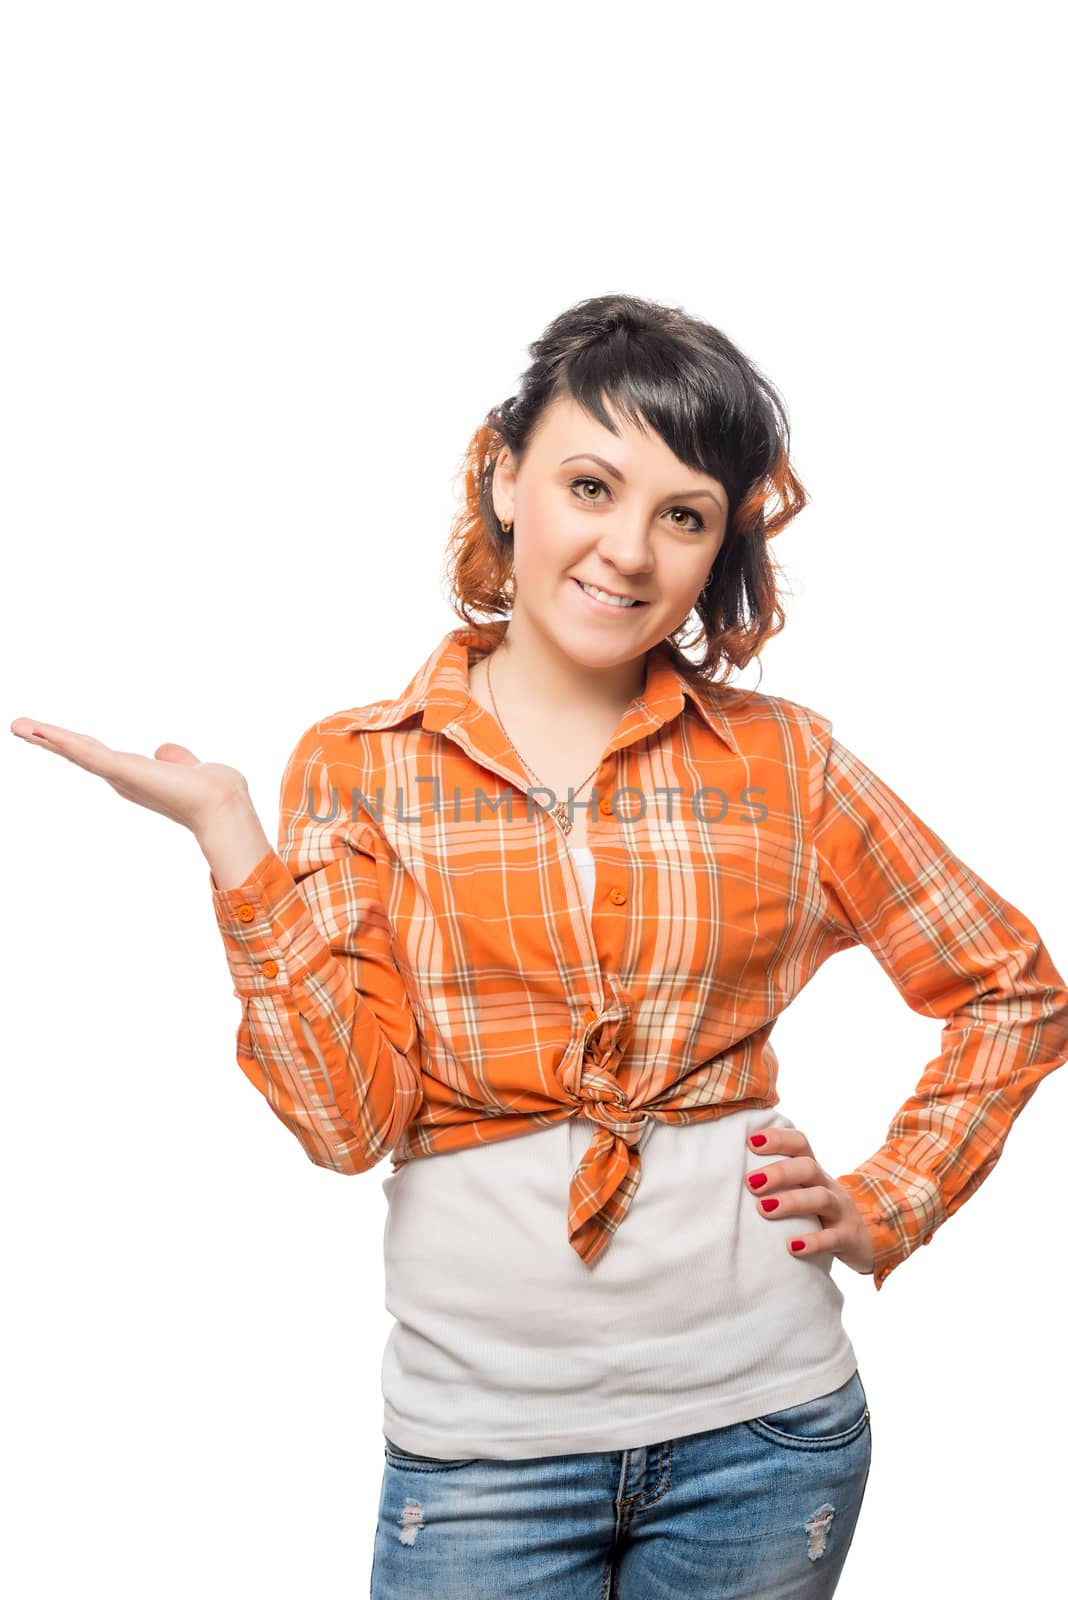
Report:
552,628,650,670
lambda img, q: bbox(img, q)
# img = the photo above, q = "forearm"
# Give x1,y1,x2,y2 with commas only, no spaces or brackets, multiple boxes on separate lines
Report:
206,811,425,1172
197,793,274,890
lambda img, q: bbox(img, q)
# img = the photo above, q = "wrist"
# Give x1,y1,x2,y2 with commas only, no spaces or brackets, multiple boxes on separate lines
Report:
197,792,273,891
195,783,258,841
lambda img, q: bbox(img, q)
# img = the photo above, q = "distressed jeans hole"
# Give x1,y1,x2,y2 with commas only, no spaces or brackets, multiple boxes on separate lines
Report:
399,1497,424,1546
804,1502,835,1561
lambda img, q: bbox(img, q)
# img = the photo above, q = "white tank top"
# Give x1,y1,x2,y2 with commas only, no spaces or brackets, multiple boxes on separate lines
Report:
378,843,859,1460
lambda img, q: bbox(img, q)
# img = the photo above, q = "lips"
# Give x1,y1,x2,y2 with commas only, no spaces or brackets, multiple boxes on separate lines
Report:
573,578,647,607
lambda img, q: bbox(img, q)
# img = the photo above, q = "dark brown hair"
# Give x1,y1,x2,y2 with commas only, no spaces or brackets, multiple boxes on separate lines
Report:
443,292,808,692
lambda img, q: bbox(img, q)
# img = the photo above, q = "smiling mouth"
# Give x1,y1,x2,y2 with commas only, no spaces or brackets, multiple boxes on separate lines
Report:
573,578,649,607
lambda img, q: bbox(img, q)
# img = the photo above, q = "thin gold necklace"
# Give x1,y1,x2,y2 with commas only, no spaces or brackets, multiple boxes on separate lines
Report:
485,652,600,838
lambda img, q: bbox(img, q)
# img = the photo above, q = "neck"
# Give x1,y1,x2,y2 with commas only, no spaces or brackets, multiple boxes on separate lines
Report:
483,608,649,721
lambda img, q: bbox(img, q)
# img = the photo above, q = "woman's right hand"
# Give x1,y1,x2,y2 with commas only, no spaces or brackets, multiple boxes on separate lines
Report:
9,717,253,837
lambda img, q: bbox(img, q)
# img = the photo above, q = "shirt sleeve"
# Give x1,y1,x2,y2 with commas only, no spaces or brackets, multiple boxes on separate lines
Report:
208,722,424,1173
809,714,1068,1291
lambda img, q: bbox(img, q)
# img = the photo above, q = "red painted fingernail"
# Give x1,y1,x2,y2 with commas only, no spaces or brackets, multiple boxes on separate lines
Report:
760,1197,779,1212
750,1134,767,1147
790,1238,806,1252
748,1172,767,1188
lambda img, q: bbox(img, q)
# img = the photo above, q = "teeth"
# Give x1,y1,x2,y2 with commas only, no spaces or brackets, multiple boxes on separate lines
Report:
578,580,639,607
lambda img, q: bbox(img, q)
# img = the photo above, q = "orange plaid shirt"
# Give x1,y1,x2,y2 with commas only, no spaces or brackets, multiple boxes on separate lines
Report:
210,624,1068,1288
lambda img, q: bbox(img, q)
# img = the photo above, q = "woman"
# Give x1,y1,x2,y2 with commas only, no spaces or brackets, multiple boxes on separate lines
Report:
12,293,1068,1599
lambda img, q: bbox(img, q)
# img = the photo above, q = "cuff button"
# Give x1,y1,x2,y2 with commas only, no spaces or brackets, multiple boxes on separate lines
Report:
237,904,255,923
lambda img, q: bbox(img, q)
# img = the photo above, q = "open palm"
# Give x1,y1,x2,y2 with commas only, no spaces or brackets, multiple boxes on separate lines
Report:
9,717,249,835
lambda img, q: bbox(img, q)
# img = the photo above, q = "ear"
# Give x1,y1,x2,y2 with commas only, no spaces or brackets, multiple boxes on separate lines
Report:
491,446,518,523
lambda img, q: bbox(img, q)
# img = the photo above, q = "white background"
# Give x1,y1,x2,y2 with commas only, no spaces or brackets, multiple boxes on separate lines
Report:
3,3,1065,1594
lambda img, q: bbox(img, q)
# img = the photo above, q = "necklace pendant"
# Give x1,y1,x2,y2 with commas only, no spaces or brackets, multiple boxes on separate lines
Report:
549,801,573,835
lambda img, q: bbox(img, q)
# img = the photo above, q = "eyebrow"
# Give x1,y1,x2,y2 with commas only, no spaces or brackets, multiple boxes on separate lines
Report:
560,453,726,516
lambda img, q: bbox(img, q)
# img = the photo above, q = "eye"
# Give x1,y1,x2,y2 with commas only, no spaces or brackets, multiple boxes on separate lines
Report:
568,475,706,533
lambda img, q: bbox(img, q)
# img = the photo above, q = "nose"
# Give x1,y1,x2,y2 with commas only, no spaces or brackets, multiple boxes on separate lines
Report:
594,520,657,579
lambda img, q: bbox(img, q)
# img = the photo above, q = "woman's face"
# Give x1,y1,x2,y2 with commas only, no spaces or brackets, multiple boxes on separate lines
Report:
492,393,729,673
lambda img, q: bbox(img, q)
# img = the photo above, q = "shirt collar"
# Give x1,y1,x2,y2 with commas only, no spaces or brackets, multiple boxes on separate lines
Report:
336,624,740,755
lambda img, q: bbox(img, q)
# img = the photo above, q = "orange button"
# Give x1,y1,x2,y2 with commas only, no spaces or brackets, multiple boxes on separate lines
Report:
583,1005,597,1026
237,904,255,923
260,959,279,978
923,1233,933,1245
609,886,627,905
599,795,614,815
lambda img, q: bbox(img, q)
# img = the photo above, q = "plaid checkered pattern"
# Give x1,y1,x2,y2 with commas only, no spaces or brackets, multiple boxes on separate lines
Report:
210,625,1068,1287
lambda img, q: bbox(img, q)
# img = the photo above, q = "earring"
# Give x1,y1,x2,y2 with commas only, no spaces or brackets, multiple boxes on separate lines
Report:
500,517,513,534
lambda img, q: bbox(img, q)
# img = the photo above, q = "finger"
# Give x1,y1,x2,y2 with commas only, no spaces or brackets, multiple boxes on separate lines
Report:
754,1181,836,1220
745,1154,821,1194
786,1226,841,1258
10,723,168,790
11,718,52,741
747,1125,813,1157
13,720,201,771
10,719,98,759
9,721,136,784
12,718,92,748
153,743,200,764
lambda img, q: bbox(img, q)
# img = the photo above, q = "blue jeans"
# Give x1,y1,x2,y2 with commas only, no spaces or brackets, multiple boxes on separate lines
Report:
370,1368,872,1598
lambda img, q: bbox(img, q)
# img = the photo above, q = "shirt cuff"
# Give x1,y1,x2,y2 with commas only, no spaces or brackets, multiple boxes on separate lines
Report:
835,1169,940,1292
210,847,327,997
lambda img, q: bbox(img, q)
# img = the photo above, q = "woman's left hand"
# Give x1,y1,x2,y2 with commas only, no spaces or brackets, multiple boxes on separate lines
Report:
745,1126,876,1276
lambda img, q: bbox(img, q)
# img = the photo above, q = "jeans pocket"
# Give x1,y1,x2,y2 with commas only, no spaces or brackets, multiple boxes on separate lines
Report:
744,1369,871,1451
383,1437,478,1471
